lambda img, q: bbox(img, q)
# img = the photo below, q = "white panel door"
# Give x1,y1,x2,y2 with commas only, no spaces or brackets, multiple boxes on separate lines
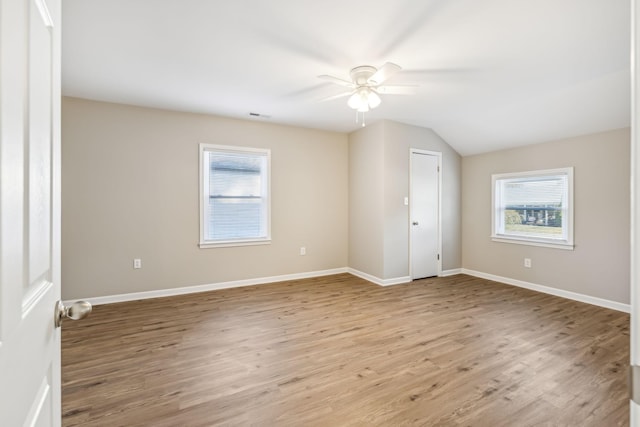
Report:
410,150,440,279
0,0,62,425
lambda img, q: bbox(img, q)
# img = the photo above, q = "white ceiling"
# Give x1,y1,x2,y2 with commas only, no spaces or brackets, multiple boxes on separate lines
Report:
62,0,630,156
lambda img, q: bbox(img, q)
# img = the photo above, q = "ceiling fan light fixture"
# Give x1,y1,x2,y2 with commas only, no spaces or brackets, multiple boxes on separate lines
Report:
348,91,363,110
367,90,381,109
348,87,380,111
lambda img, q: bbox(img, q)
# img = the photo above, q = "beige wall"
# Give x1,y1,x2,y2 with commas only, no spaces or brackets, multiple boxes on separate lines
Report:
348,122,385,278
63,97,624,305
383,121,462,277
462,128,630,304
62,97,348,299
349,120,462,280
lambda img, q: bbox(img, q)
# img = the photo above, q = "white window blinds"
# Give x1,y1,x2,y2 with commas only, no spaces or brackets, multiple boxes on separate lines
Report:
200,145,270,247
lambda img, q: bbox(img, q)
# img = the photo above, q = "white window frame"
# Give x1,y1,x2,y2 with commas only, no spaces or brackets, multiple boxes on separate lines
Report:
199,143,271,248
491,167,574,250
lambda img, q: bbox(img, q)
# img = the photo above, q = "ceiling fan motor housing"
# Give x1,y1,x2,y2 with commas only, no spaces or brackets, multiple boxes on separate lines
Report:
350,65,377,86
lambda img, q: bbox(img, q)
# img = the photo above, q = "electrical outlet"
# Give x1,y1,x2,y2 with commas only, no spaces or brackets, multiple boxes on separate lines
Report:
300,247,306,256
133,258,142,269
524,258,532,268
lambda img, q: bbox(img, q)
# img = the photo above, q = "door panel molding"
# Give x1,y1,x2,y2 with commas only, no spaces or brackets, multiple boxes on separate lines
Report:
0,0,61,424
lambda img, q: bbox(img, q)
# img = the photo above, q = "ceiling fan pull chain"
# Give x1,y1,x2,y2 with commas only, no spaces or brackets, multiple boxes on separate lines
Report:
353,109,366,127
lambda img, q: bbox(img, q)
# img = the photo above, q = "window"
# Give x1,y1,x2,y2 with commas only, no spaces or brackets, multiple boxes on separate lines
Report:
491,167,573,250
199,144,270,248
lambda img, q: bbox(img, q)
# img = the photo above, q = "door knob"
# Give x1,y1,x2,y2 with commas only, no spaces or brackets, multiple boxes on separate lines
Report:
412,221,419,226
54,300,92,328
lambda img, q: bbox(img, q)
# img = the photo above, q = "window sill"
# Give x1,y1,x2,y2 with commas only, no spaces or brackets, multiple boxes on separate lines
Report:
491,235,574,250
199,239,271,249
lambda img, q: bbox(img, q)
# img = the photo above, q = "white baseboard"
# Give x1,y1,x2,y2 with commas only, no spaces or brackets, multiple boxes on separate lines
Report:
347,268,411,286
71,267,349,306
69,265,629,314
348,267,463,284
440,268,462,277
461,268,630,313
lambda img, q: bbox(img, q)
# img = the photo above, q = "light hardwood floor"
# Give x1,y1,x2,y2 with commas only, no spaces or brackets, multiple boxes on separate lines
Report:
62,274,629,426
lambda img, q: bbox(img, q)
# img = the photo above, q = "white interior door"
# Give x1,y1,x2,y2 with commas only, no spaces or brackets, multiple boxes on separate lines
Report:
410,150,441,279
0,0,62,425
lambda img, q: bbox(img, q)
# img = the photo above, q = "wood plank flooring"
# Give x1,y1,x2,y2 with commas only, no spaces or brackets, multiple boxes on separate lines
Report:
61,274,629,426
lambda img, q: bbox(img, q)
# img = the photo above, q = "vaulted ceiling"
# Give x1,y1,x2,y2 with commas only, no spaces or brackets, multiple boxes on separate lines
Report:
62,0,630,156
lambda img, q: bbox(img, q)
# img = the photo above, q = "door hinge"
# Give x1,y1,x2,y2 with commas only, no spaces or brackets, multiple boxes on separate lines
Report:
631,365,640,404
437,254,440,260
437,166,440,172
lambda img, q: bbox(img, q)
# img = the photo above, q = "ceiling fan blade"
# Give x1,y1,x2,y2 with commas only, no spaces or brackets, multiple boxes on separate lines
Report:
368,62,402,85
318,91,353,102
318,74,355,88
399,68,479,78
376,85,417,95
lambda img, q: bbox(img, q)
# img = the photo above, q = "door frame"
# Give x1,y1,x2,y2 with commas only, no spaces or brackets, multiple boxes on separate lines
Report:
408,148,442,280
631,0,639,422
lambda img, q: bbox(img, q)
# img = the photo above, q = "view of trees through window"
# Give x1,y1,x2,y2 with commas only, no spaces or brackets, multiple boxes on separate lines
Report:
503,206,563,238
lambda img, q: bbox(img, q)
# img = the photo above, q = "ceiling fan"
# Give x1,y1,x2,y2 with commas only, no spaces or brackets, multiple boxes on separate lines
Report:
318,62,415,125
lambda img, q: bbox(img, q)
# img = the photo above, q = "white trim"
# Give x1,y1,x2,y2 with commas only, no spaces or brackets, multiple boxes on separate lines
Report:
409,148,443,279
461,268,630,313
440,268,462,277
632,0,640,378
490,236,574,250
198,239,271,249
65,265,628,315
347,268,411,287
199,143,272,248
69,268,348,306
632,0,639,416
